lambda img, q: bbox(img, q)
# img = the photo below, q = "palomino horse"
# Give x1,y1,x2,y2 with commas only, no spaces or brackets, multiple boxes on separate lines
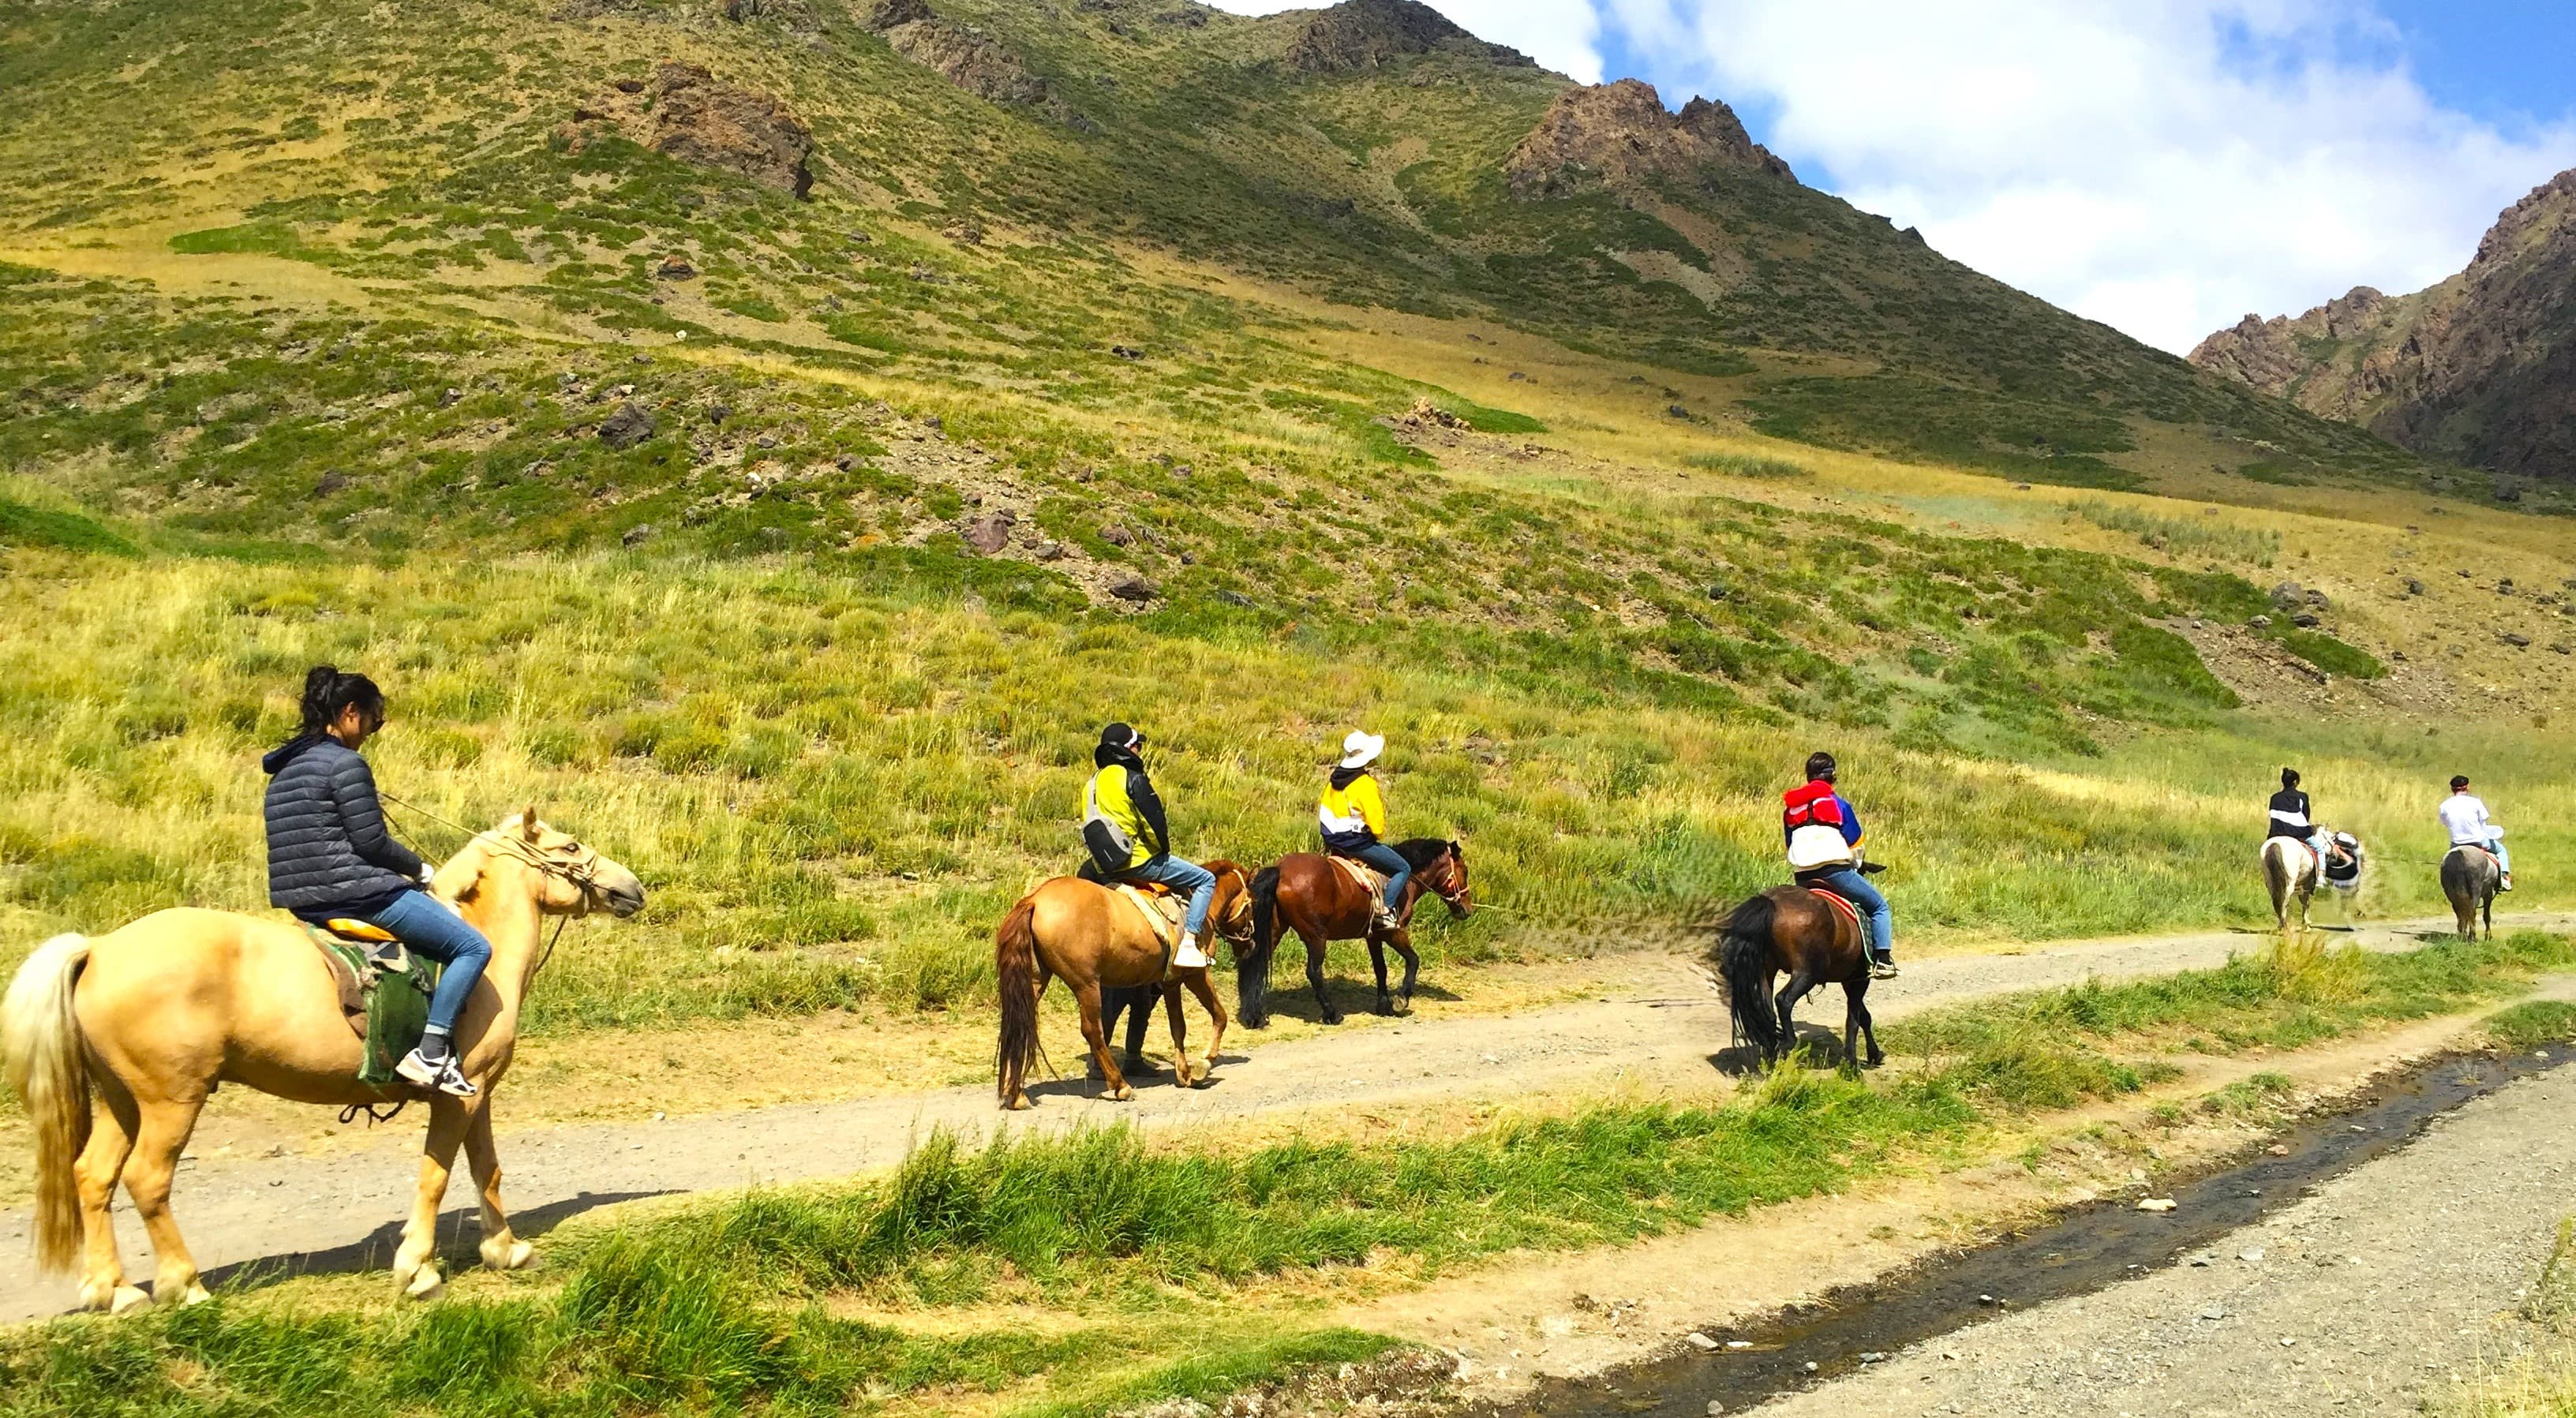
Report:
1714,885,1881,1070
1240,840,1471,1027
0,810,642,1311
2261,835,2320,936
2441,844,2499,941
994,862,1255,1109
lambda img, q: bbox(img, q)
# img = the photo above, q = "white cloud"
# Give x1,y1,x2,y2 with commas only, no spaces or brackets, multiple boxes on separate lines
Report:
1205,0,1606,81
1597,0,2576,350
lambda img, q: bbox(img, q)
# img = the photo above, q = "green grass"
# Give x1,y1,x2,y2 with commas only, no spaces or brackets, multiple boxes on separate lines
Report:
2486,999,2576,1049
2267,624,2387,679
1683,451,1808,479
2069,497,2279,567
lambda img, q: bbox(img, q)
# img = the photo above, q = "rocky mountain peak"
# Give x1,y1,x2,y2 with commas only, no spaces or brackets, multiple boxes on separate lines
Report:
1503,79,1792,199
1282,0,1531,73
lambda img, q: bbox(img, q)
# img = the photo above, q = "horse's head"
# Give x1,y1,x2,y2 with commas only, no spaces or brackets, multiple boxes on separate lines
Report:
450,805,646,920
1421,840,1473,920
1203,859,1260,948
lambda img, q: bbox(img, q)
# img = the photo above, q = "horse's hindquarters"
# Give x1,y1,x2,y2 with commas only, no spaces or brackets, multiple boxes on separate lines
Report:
77,910,373,1105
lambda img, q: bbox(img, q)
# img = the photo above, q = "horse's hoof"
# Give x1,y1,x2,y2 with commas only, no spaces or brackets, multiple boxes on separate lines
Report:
1002,1093,1032,1112
1864,1054,1885,1069
173,1282,212,1308
1320,1012,1344,1026
1373,999,1396,1016
482,1237,535,1271
403,1266,446,1301
1106,1083,1135,1102
108,1285,151,1315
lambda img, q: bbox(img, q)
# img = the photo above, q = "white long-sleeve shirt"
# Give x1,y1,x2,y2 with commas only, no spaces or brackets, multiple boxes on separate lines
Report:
2439,792,2497,847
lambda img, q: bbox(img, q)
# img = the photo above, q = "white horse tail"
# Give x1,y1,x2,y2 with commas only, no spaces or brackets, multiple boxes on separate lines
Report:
2,933,94,1273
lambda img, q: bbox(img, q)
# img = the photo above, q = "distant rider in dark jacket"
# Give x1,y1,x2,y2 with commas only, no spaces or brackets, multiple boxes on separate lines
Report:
263,666,489,1098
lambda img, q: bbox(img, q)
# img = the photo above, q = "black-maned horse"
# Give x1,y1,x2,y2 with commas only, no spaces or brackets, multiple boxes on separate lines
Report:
2440,844,2499,941
1713,885,1882,1069
1239,839,1473,1026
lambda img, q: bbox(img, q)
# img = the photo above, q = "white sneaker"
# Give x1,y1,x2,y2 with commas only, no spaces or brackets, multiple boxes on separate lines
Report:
396,1049,478,1098
1173,932,1210,969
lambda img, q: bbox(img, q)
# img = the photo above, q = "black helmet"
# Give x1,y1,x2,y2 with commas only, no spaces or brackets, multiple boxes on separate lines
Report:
1805,751,1837,783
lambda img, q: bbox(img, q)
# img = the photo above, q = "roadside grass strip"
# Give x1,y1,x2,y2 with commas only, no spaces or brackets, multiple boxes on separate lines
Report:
7,932,2567,1417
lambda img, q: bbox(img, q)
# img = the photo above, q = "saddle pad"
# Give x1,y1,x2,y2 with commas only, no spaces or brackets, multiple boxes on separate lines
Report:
1805,887,1863,938
301,924,436,1088
1111,883,1185,952
1328,854,1388,896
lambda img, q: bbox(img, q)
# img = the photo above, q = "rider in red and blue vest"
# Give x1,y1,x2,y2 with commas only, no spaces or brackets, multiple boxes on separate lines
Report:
1784,750,1896,978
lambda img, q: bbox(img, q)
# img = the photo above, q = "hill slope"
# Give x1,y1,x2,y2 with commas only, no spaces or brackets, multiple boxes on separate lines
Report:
2190,167,2576,485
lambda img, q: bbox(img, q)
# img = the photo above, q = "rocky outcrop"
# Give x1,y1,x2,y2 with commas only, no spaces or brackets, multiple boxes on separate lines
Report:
2191,166,2576,480
1504,79,1793,200
1281,0,1530,73
859,0,1086,125
561,62,814,198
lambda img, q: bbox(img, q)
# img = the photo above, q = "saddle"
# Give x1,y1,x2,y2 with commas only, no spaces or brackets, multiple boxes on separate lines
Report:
1800,885,1863,938
1327,853,1388,897
1108,881,1188,976
299,919,437,1089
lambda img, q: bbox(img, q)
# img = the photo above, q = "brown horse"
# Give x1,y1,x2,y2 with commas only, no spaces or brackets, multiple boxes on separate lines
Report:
0,810,643,1311
1713,884,1881,1069
1240,840,1472,1027
2441,844,2499,940
994,862,1255,1110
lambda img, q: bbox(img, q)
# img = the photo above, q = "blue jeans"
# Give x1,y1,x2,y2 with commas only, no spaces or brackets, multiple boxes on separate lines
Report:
1125,855,1215,937
1807,867,1893,960
363,889,494,1038
1350,842,1411,911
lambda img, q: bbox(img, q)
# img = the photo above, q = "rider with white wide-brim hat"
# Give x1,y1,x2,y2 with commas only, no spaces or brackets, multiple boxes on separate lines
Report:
1318,729,1407,933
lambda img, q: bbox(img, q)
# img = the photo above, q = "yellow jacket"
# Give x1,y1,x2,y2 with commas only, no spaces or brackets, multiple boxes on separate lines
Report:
1317,772,1387,847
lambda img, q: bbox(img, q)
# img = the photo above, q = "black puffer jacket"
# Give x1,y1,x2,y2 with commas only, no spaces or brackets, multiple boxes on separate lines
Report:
262,736,425,915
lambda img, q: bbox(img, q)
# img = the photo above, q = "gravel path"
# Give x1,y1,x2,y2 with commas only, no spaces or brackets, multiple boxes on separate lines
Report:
1754,1057,2576,1418
1,912,2560,1321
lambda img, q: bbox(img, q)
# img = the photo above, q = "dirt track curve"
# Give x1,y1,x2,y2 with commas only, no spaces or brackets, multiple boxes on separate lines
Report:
1,912,2563,1322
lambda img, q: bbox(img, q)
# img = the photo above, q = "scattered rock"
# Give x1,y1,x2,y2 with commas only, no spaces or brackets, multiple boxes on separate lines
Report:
2269,581,2305,608
1100,525,1133,546
1683,1332,1720,1352
2248,614,2272,628
2291,612,2322,628
1215,589,1253,607
2136,1198,2177,1212
1033,540,1066,561
961,509,1017,554
621,523,656,547
312,470,353,498
2239,1248,2266,1263
597,402,656,449
1504,78,1795,200
1108,575,1158,603
656,255,698,279
2495,478,2522,503
1859,1352,1888,1364
1401,396,1467,429
2502,632,2533,648
437,387,464,408
1110,344,1144,360
2404,577,2424,595
1666,403,1692,419
707,403,732,424
2200,1304,2226,1320
944,220,984,245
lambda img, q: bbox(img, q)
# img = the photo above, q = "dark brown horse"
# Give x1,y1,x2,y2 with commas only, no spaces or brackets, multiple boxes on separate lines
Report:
1713,885,1882,1069
2441,845,2499,941
1240,840,1472,1026
994,862,1255,1109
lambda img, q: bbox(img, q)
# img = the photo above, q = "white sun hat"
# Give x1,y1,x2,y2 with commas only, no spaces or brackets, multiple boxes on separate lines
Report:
1339,730,1385,769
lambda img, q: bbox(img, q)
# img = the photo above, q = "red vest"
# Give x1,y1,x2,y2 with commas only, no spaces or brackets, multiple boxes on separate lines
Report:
1783,780,1844,831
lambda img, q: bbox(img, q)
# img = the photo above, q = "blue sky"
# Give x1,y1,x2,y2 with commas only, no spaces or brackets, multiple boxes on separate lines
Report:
1217,0,2576,352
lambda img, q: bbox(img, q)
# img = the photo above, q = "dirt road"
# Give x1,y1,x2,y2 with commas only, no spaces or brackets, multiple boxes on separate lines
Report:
0,913,2556,1322
1746,1056,2576,1418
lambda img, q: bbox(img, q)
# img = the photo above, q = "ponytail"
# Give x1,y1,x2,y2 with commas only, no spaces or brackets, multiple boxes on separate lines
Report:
298,665,384,739
2280,767,2300,791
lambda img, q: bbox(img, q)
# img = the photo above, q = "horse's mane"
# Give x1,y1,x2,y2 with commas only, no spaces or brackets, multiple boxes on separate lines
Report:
1392,838,1454,869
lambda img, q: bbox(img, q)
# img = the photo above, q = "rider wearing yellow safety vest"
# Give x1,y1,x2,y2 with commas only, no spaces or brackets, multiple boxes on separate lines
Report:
1082,722,1215,967
1319,730,1406,933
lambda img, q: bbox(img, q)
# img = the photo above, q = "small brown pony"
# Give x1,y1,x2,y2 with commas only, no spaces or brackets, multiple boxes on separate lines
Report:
0,810,643,1312
1240,840,1472,1027
2441,844,2499,940
1713,884,1882,1069
994,862,1255,1109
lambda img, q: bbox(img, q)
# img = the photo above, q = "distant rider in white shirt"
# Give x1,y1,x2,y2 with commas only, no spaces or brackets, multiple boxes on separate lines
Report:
2439,774,2511,892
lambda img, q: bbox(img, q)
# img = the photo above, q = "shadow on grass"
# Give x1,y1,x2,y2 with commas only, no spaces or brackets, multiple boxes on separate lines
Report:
195,1188,672,1301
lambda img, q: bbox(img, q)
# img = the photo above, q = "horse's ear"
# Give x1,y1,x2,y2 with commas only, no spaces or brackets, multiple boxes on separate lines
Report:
1450,839,1465,859
521,804,543,840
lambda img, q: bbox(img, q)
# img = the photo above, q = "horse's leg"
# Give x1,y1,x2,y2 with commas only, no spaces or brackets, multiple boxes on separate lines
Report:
1073,981,1131,1101
391,1097,470,1300
72,1078,144,1313
1301,926,1342,1025
1390,929,1421,1011
1774,972,1814,1066
1161,982,1193,1088
1182,967,1227,1077
463,1103,534,1271
1367,931,1395,1016
1122,985,1155,1072
120,1093,211,1307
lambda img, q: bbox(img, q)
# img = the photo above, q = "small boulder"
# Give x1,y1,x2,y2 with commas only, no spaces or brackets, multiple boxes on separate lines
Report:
962,510,1016,554
2291,612,2322,628
2502,632,2533,648
437,387,464,408
622,523,657,547
598,402,657,449
1109,575,1158,603
1110,344,1144,361
1099,525,1133,547
2268,581,2305,608
2248,614,2272,629
656,255,698,279
1215,589,1253,607
707,402,732,424
2404,577,2424,596
313,470,354,498
1033,540,1065,561
645,62,813,199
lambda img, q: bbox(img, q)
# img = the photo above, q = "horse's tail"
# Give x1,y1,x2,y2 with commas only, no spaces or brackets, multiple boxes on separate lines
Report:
994,897,1041,1108
1244,865,1282,1020
2,933,93,1273
1714,895,1781,1059
2262,838,2293,921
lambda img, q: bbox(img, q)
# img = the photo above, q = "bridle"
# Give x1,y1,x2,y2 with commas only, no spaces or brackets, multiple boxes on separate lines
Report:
384,795,617,975
1421,850,1473,916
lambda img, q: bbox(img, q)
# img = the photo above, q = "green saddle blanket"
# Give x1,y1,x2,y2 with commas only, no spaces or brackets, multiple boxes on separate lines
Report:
303,927,440,1089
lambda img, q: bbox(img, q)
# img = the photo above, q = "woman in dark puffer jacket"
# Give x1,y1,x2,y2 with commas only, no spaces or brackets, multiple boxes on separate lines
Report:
263,666,489,1098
